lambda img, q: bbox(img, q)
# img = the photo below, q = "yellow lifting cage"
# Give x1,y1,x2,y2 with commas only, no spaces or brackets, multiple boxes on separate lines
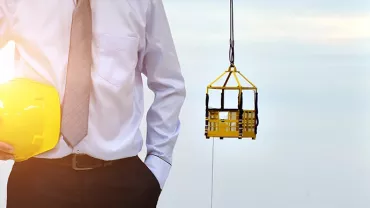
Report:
205,0,259,140
204,0,259,140
205,65,259,140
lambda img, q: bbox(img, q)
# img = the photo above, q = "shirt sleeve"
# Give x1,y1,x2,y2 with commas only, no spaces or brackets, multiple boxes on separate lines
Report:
141,0,186,189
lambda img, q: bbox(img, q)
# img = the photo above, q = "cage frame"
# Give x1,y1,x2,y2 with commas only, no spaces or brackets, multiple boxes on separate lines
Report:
205,65,259,139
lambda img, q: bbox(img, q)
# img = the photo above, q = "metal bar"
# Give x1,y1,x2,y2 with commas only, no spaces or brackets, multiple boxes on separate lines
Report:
233,71,242,88
208,71,227,89
208,86,256,90
205,93,209,137
237,71,257,89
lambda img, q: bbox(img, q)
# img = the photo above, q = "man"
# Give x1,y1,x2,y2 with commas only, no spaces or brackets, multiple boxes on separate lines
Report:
0,0,186,207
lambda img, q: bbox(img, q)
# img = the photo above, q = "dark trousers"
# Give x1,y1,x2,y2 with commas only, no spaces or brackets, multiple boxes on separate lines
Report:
7,156,161,208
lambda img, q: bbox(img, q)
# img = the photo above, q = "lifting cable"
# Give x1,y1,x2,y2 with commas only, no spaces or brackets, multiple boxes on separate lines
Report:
210,1,235,207
211,137,215,208
229,0,235,66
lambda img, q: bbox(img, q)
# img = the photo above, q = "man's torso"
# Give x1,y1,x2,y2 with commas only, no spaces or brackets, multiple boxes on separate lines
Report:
0,0,152,159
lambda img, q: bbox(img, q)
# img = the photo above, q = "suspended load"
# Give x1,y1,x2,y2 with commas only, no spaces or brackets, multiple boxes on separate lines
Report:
204,0,259,140
205,65,258,139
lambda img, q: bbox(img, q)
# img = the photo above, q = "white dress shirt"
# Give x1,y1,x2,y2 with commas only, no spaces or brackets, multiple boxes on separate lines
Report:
0,0,186,189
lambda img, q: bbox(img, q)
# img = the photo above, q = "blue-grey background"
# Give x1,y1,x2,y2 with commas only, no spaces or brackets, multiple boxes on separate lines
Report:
1,1,369,207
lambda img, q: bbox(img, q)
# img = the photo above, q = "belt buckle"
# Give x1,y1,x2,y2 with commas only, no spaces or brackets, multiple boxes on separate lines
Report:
72,154,94,171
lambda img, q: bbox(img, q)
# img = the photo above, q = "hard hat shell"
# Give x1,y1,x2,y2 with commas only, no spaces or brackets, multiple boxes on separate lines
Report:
0,78,61,162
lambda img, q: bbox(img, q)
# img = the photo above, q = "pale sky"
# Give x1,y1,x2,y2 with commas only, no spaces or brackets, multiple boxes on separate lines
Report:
0,1,369,208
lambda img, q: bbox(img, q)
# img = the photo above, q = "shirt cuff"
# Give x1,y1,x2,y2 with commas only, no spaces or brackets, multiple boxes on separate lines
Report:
144,154,171,189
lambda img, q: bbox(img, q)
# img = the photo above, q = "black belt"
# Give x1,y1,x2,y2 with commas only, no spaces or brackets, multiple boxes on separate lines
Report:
28,154,137,171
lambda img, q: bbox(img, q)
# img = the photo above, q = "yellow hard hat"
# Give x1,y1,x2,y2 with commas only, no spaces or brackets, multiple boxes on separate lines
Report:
0,78,61,162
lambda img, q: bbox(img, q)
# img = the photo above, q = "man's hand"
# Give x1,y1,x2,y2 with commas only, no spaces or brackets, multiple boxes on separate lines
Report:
0,142,14,160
